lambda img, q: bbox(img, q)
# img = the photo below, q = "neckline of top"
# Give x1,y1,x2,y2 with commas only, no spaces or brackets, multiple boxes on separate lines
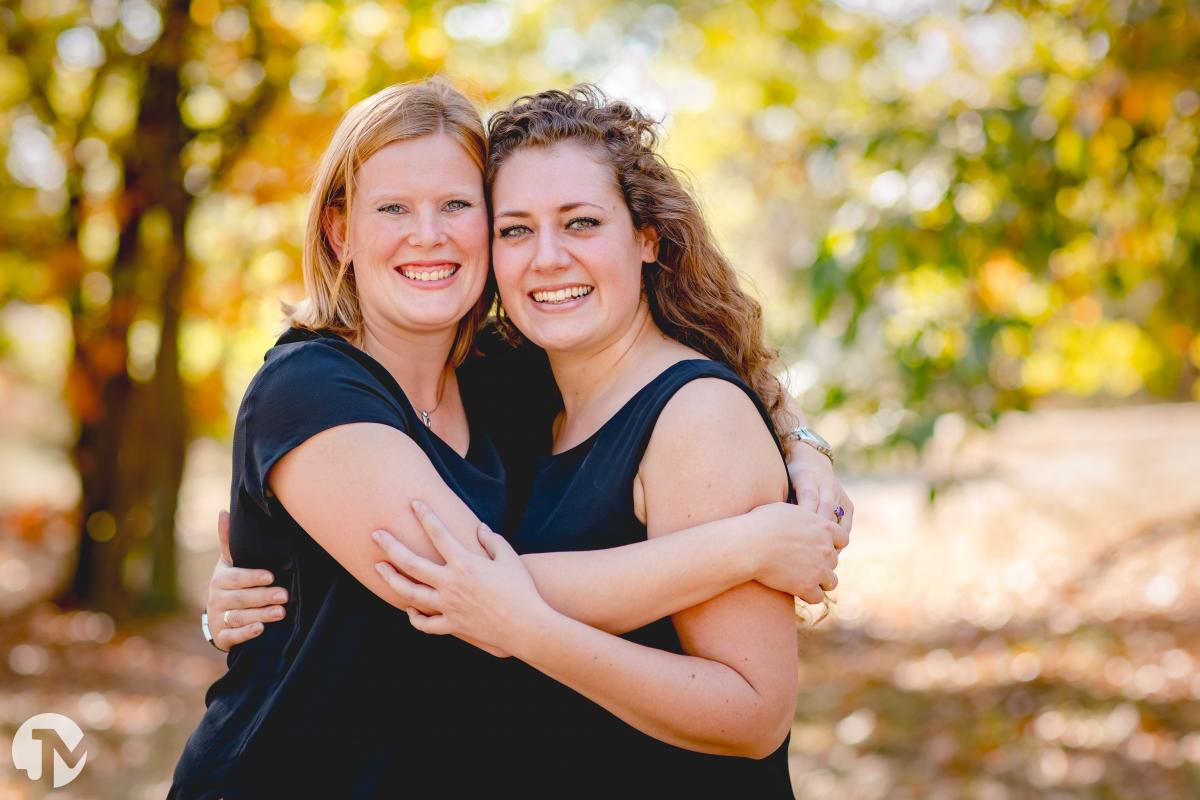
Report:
547,358,716,461
286,328,499,478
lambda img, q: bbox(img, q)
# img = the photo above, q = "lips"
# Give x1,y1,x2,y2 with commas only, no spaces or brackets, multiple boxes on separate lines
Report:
530,285,594,304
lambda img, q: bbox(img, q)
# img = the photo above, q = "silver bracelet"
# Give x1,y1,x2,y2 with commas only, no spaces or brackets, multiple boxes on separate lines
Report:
200,611,223,651
784,426,834,464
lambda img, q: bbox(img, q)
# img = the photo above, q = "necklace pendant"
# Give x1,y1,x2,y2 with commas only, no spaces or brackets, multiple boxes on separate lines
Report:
420,410,432,428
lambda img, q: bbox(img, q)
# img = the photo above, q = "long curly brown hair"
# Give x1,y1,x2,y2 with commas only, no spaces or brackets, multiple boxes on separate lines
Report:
486,85,794,440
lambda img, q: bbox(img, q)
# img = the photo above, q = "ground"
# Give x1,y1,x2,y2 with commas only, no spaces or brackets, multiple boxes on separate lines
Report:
0,402,1197,798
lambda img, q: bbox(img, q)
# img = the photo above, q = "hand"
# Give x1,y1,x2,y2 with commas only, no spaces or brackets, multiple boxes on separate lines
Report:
743,502,844,605
205,510,288,652
371,501,549,657
786,443,854,534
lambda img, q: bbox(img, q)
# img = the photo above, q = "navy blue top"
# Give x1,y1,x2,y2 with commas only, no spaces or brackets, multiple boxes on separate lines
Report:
170,327,508,799
500,359,795,798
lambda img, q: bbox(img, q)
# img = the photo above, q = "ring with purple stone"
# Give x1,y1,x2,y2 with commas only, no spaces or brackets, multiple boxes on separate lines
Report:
833,505,845,523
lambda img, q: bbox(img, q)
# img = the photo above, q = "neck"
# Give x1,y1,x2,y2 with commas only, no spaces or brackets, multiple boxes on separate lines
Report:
546,302,659,419
357,319,456,410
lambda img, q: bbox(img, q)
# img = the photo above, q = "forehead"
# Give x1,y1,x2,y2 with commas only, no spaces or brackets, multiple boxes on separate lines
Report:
356,133,482,194
492,142,619,205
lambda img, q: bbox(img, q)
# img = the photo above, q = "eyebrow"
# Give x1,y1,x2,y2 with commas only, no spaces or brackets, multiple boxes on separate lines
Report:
365,187,481,204
493,201,606,219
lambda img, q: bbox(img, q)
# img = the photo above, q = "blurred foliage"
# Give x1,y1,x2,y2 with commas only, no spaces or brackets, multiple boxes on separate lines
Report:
0,0,1197,452
0,1,1198,604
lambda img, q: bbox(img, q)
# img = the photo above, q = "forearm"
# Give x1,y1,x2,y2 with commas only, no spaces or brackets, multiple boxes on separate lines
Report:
511,605,788,758
520,516,759,634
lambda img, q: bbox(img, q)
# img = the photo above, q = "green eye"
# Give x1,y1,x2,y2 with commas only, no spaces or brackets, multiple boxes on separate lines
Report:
498,225,531,238
567,217,600,230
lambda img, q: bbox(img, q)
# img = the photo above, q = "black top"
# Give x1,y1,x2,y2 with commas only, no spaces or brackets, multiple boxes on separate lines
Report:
500,359,795,798
170,328,508,799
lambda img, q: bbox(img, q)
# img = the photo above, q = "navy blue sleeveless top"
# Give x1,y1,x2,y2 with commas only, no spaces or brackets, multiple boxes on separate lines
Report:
171,328,508,799
501,359,795,798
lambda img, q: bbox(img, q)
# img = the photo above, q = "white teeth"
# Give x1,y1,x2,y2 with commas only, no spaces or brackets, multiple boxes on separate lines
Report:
531,286,593,304
400,265,458,281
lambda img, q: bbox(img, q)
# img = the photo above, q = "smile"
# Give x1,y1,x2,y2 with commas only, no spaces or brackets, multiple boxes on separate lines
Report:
530,285,593,304
396,263,461,283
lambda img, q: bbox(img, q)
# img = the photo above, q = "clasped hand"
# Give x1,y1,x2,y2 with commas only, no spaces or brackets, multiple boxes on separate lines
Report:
372,501,544,658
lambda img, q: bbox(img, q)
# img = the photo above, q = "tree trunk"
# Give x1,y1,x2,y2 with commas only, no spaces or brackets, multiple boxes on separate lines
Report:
59,0,191,616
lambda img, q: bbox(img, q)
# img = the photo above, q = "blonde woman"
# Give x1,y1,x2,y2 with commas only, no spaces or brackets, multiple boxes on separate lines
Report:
179,79,850,799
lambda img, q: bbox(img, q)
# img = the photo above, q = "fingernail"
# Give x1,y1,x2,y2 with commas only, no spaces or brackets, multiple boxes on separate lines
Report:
261,572,274,583
252,623,263,632
270,608,284,620
375,562,387,574
371,530,382,543
411,500,423,513
274,591,287,603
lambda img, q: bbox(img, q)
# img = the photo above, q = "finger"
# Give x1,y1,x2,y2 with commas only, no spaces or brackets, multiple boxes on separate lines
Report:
831,521,850,551
796,585,826,606
789,464,820,512
815,482,838,527
214,566,277,590
374,562,442,611
405,607,452,636
840,493,855,533
411,501,468,563
476,524,514,561
215,622,264,651
820,570,839,592
218,510,233,565
221,605,286,629
371,530,447,585
217,586,289,611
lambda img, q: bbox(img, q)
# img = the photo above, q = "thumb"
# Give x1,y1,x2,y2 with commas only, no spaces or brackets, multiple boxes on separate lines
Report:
476,523,509,561
218,510,233,565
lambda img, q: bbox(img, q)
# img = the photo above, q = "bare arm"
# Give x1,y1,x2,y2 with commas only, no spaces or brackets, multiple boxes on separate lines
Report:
209,426,845,648
381,379,799,756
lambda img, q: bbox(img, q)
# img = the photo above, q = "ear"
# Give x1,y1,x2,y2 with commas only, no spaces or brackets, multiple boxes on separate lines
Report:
638,226,660,265
322,207,350,262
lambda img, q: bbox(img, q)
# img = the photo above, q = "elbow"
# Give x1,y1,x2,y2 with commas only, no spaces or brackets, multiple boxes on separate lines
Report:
713,704,792,760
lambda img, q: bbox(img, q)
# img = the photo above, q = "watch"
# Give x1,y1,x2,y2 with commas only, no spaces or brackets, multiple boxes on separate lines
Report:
201,611,223,651
784,426,834,464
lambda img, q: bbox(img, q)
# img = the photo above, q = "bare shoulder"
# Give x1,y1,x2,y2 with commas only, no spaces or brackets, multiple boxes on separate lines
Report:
637,376,786,527
653,377,774,454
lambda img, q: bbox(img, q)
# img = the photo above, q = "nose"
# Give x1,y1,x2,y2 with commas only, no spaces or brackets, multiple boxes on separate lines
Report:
531,229,570,272
407,208,447,247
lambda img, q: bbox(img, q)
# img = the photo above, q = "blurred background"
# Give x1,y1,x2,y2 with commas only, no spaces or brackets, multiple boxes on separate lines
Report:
1,0,1198,797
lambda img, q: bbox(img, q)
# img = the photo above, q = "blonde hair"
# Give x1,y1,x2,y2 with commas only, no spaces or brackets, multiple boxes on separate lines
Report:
486,85,795,440
287,78,491,367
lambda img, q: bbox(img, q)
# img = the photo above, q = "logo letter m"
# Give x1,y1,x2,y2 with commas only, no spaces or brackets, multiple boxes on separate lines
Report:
32,728,87,781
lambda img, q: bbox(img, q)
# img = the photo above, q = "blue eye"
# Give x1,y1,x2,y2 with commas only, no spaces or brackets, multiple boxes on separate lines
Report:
378,203,406,214
445,199,472,212
567,217,600,231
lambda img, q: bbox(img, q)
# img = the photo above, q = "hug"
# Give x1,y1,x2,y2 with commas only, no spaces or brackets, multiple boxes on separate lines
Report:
170,78,851,799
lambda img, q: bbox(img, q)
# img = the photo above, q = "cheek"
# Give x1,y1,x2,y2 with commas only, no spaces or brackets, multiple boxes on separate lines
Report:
490,246,525,302
453,211,490,261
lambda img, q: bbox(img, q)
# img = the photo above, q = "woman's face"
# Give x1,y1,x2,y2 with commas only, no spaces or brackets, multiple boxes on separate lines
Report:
332,133,489,338
490,141,657,355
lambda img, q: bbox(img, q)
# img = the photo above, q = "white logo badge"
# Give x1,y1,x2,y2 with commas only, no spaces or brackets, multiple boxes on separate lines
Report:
12,713,87,788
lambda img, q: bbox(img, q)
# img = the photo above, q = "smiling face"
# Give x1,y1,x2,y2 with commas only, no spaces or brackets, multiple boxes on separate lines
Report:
328,133,489,339
491,141,658,355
